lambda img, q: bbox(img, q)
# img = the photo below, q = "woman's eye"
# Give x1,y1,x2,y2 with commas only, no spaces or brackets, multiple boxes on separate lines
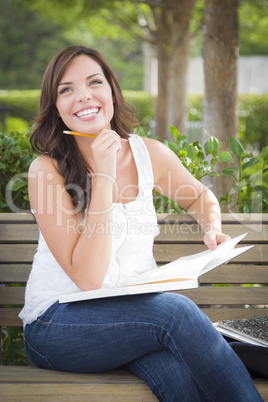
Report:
59,87,71,95
90,80,102,85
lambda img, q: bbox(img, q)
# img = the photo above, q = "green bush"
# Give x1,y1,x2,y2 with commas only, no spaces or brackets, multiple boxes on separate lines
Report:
124,90,155,134
0,116,29,133
0,129,36,212
187,93,268,154
238,94,268,152
188,93,204,122
187,93,268,153
152,125,268,214
220,138,268,213
0,90,40,122
1,327,30,366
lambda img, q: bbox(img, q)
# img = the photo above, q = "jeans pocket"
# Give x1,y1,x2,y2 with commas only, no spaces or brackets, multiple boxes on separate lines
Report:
37,301,60,324
24,337,56,370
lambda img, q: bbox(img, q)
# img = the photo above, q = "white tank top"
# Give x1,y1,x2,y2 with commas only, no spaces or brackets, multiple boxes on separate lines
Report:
19,135,160,325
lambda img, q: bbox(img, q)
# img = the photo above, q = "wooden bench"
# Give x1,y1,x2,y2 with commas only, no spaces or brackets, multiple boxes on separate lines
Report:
0,212,267,400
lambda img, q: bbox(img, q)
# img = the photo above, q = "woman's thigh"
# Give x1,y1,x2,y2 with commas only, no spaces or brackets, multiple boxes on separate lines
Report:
24,292,201,372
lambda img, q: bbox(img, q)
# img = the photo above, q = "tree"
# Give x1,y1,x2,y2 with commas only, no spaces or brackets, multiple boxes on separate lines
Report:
148,0,197,141
239,0,268,55
203,0,239,199
0,0,144,90
0,0,72,89
108,0,197,141
188,0,268,57
27,0,197,141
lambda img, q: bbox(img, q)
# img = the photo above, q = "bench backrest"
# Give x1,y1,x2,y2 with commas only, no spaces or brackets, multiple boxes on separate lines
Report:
0,212,267,329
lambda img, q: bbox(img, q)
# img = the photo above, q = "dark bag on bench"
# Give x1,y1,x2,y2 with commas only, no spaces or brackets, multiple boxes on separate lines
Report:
229,342,268,378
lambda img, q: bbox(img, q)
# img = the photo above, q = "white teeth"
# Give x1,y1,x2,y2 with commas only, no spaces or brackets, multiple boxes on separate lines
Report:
76,108,99,118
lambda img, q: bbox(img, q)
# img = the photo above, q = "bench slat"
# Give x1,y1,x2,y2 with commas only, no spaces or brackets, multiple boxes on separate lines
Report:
0,213,35,223
154,244,268,264
157,213,268,224
177,286,268,305
0,367,158,401
1,286,267,306
0,366,266,401
0,224,39,242
1,243,266,264
0,287,25,305
0,265,32,282
201,308,268,322
0,309,22,326
1,264,267,284
1,263,267,285
3,223,266,243
156,223,267,242
0,245,37,263
1,212,267,223
0,384,156,401
0,365,148,383
200,265,268,284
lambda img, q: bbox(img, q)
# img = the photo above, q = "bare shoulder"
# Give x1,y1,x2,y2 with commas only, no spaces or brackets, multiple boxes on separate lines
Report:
139,136,175,164
29,153,55,172
29,154,63,183
140,136,169,153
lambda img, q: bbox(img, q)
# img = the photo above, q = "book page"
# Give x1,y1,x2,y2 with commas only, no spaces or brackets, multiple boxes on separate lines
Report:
199,245,254,276
126,234,251,286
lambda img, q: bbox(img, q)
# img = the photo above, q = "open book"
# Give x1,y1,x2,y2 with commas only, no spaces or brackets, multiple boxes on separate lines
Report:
59,233,253,304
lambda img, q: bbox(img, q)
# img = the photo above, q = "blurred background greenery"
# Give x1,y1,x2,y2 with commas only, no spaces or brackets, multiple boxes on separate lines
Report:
1,0,267,147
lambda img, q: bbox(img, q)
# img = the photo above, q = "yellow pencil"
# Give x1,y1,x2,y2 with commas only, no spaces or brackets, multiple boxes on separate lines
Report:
63,130,128,141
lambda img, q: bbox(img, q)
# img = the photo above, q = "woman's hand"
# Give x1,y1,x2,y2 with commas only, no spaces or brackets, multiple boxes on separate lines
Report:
203,232,231,251
91,129,121,183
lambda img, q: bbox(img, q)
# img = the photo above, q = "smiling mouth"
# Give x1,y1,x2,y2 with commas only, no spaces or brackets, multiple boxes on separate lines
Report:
75,107,100,119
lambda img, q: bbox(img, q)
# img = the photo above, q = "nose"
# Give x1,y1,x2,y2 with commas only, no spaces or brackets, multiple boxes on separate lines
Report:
76,87,92,102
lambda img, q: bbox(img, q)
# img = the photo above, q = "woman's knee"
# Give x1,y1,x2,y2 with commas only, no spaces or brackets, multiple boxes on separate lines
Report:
149,293,214,344
152,292,204,323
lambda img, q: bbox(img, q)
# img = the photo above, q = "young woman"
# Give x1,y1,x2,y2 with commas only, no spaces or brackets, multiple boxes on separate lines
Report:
19,46,263,401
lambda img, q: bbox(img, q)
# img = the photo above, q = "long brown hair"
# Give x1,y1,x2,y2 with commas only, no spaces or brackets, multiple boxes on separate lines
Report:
30,46,139,212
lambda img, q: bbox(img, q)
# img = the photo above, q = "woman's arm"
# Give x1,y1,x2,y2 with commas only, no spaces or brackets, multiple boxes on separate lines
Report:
29,130,121,291
143,137,230,249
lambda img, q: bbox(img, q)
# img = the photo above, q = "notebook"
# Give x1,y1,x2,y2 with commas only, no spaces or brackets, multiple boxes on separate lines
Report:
214,316,268,347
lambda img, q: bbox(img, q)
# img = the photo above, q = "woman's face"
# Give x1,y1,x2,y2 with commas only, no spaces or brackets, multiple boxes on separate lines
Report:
56,55,114,135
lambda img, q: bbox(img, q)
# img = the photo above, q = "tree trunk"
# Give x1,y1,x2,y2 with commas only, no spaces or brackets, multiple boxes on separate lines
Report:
203,0,239,199
168,0,196,139
151,0,196,141
153,6,172,142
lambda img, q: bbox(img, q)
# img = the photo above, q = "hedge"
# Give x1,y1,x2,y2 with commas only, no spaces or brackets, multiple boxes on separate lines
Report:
0,90,40,123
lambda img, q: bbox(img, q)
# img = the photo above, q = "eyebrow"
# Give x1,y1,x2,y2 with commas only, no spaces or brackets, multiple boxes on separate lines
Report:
58,73,103,87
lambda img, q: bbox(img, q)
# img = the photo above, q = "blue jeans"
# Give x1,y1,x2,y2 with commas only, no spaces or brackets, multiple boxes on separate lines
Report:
24,293,263,401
